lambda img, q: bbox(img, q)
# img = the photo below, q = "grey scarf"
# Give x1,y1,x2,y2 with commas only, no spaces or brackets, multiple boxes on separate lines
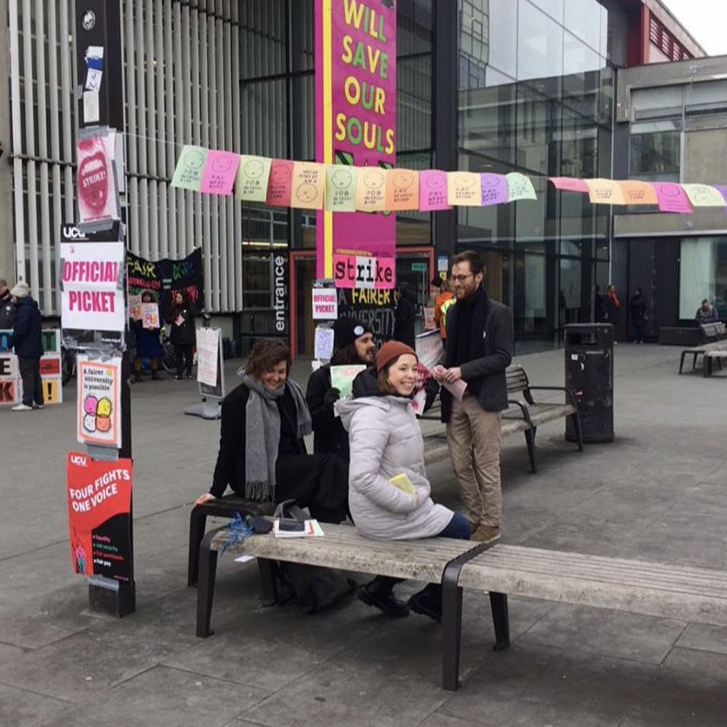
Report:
242,373,312,501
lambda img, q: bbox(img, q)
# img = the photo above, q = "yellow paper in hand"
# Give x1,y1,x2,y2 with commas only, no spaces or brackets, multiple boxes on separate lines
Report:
390,473,416,494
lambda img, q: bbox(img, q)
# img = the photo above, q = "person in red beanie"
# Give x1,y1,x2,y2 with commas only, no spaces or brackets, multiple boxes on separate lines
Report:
336,340,471,622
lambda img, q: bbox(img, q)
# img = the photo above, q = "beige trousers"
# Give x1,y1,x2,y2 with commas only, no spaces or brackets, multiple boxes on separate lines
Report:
446,393,502,528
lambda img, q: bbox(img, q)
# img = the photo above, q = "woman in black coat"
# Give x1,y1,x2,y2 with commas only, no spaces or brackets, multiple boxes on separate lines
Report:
393,283,417,348
195,338,348,524
166,290,197,379
629,288,648,344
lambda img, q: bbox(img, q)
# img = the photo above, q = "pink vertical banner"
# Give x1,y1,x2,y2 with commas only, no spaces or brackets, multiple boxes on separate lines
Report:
652,182,694,214
315,0,397,285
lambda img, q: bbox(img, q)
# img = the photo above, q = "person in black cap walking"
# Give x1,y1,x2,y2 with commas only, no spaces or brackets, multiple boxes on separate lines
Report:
305,317,375,459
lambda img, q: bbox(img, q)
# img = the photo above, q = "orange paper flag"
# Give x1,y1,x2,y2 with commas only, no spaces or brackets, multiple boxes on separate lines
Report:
586,178,625,205
617,180,658,205
385,169,420,210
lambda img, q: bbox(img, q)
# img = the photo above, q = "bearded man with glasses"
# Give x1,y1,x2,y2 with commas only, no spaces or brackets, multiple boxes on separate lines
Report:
433,250,513,543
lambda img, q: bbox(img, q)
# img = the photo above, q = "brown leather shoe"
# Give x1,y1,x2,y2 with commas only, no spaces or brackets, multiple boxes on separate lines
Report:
471,524,501,544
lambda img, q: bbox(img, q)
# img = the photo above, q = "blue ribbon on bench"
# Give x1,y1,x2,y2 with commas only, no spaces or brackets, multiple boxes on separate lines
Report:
220,511,254,556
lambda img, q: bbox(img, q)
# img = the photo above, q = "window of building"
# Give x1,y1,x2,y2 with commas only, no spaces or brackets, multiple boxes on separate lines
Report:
679,237,727,320
629,121,681,182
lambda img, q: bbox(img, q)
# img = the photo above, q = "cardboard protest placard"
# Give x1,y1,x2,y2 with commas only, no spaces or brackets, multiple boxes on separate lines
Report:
385,169,419,211
196,328,220,388
0,351,20,406
331,364,366,400
325,165,358,212
171,145,208,191
314,326,335,361
447,172,482,206
77,356,122,448
290,162,325,210
141,303,160,330
129,294,142,321
312,288,338,320
355,168,388,212
415,329,444,372
235,155,273,202
66,452,133,582
200,150,240,195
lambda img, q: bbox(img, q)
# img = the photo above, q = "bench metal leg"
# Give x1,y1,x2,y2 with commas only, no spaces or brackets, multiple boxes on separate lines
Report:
571,412,583,452
257,558,278,606
693,353,699,370
489,592,510,651
679,352,686,374
704,356,713,378
196,531,218,638
442,568,464,691
188,506,208,587
524,428,537,473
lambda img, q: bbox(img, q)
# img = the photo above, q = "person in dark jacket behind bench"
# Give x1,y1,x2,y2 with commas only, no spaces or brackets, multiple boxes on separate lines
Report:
434,250,513,544
0,279,15,329
195,338,349,524
305,317,375,458
165,290,197,379
8,281,44,412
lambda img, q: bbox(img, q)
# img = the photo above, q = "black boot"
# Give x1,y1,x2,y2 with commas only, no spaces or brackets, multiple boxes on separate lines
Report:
358,576,409,618
408,583,442,622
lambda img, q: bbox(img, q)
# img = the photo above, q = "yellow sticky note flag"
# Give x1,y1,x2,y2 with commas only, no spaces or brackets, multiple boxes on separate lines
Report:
618,180,658,205
447,172,482,206
325,165,358,212
390,473,416,494
681,184,726,207
586,179,625,205
235,155,272,202
290,162,325,209
385,169,420,210
506,172,537,202
355,167,388,212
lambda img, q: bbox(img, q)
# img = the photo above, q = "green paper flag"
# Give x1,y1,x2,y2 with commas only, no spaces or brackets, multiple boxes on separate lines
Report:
506,172,537,202
681,184,726,207
235,155,273,202
171,145,208,191
325,165,358,212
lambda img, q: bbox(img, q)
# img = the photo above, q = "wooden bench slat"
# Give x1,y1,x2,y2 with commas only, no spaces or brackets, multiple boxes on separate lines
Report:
461,546,727,589
210,524,480,583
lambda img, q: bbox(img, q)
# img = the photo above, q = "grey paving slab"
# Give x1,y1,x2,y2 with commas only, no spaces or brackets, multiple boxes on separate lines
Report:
0,641,29,665
437,643,654,727
417,714,496,727
629,647,727,725
519,603,687,664
0,684,72,727
36,665,269,727
676,622,727,656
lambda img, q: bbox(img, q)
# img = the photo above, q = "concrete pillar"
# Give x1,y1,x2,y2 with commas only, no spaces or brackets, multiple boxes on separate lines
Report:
0,0,15,285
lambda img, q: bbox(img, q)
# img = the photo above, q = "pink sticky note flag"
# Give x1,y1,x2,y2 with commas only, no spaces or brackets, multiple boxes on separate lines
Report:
549,177,589,192
266,159,294,207
419,170,452,211
652,182,694,214
200,150,240,195
480,173,509,206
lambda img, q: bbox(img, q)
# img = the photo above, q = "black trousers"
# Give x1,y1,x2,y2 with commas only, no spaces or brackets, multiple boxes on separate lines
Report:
18,356,44,406
174,344,194,376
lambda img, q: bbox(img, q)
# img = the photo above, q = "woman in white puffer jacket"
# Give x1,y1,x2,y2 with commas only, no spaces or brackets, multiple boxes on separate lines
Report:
336,340,471,621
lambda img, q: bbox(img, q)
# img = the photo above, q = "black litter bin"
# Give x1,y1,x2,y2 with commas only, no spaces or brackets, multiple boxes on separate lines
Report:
564,323,614,443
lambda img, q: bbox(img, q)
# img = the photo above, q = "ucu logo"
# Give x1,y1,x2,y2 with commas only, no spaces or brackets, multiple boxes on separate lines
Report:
62,226,87,240
70,454,88,467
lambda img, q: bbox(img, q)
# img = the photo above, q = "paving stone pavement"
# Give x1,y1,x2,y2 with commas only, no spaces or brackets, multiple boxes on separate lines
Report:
1,344,725,726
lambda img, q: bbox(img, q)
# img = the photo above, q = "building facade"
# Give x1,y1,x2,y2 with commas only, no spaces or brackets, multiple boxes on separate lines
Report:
0,0,706,355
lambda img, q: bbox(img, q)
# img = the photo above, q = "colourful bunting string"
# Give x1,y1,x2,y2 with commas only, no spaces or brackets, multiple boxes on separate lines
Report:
171,145,727,214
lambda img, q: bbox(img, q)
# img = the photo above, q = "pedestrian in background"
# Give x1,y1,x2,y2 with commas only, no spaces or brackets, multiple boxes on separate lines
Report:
696,298,719,324
132,291,164,381
393,281,417,348
306,317,375,459
630,287,648,344
166,290,197,380
8,281,44,411
433,277,454,341
434,250,513,544
0,279,14,329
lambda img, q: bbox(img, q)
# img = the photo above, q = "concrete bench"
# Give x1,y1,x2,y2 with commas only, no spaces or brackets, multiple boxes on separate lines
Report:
678,323,727,374
442,544,727,690
195,522,496,691
423,364,583,473
702,349,727,377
